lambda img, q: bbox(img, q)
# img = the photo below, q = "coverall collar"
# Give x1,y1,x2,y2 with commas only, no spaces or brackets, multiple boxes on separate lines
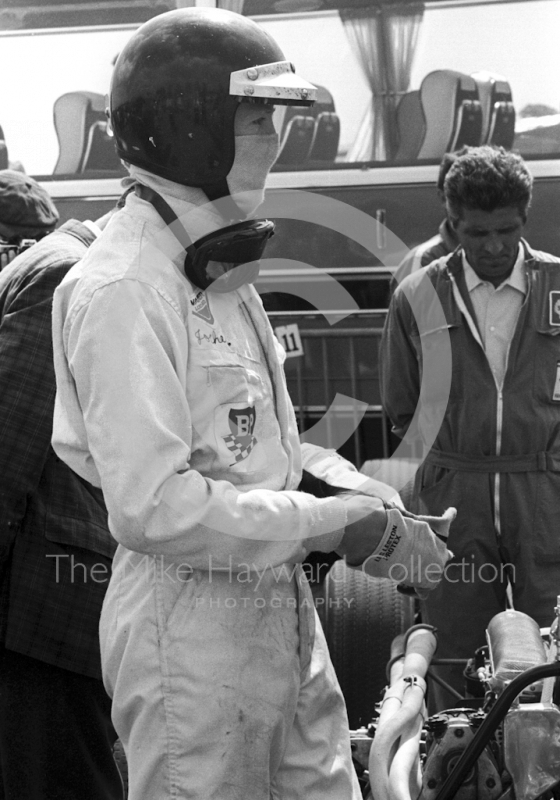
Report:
445,239,536,279
462,243,527,295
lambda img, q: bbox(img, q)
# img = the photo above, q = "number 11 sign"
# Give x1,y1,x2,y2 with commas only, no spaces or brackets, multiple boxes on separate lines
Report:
274,323,304,358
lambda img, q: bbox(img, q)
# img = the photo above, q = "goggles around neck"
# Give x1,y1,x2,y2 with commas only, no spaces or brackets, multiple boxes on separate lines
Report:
135,184,275,293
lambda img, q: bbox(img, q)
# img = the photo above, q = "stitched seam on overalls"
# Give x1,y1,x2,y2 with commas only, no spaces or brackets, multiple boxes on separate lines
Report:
154,570,181,798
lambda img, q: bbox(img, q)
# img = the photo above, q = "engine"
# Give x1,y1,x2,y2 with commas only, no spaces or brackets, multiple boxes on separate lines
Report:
351,603,560,800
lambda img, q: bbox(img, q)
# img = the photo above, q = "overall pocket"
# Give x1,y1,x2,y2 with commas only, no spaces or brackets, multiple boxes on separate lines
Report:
192,358,287,481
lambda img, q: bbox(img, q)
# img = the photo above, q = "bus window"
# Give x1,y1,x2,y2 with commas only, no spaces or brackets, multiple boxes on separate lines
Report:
0,24,133,178
254,0,560,169
1,0,559,180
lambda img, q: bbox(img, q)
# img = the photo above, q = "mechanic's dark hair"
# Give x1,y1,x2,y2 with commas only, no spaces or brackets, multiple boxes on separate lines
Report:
437,146,471,193
444,146,533,223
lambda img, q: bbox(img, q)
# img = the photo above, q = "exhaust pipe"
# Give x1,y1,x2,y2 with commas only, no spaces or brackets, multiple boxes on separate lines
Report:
369,624,438,800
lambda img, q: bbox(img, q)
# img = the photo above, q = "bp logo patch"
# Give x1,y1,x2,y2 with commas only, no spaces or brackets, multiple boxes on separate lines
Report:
223,405,257,464
190,291,214,325
550,291,560,326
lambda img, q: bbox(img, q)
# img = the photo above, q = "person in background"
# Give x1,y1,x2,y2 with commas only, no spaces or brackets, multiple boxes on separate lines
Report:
381,146,560,709
0,171,123,799
391,149,466,288
51,9,452,798
0,170,58,270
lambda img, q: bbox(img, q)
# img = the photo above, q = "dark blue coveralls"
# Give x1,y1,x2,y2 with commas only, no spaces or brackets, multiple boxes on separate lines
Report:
381,243,560,707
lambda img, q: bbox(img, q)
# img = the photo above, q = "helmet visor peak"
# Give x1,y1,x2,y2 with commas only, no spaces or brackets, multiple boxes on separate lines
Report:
230,60,317,107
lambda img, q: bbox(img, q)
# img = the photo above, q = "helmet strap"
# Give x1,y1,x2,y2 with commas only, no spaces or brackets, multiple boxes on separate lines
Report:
135,183,195,250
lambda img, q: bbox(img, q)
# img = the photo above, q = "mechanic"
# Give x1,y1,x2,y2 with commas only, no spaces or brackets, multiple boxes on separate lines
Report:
380,145,560,709
391,149,465,288
51,9,452,798
0,169,58,269
0,173,123,798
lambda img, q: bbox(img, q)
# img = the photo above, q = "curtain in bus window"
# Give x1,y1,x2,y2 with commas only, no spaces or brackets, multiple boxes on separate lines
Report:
340,3,423,162
218,0,245,12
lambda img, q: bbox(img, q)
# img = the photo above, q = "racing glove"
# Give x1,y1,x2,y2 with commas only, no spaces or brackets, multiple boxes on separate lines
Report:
357,506,455,596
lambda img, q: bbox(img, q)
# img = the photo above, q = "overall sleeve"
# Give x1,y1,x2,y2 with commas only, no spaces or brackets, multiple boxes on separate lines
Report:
379,286,421,440
300,443,401,505
55,279,347,569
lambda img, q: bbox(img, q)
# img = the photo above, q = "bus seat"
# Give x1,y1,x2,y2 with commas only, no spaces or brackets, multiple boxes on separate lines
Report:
82,120,125,173
276,115,316,166
280,84,336,140
472,71,516,148
417,70,483,160
53,91,122,174
394,90,426,162
307,112,340,162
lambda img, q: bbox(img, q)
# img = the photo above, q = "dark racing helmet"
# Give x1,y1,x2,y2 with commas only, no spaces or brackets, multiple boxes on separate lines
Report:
109,7,316,197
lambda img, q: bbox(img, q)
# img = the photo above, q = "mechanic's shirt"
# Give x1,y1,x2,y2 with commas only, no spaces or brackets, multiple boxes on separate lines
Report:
463,244,527,388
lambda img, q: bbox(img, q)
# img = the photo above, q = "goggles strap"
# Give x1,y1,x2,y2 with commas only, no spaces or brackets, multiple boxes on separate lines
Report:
135,183,195,254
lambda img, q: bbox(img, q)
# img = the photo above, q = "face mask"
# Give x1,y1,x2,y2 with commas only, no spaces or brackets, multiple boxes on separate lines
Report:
226,133,279,217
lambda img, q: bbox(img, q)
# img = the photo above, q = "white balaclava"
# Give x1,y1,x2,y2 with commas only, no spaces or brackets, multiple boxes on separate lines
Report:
226,131,279,217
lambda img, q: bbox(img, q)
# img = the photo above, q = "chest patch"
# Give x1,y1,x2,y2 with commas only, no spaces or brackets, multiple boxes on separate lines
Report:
190,291,214,325
549,291,560,326
223,405,257,464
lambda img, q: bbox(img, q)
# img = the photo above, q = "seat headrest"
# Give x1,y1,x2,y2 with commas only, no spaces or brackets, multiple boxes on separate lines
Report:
308,112,340,163
276,115,316,166
417,70,482,160
471,71,515,147
395,91,425,162
53,91,108,175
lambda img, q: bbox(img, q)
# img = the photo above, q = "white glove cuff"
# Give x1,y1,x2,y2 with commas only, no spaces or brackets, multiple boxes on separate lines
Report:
367,507,405,565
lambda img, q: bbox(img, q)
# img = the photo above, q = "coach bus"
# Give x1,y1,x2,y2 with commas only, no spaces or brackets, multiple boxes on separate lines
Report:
1,0,559,466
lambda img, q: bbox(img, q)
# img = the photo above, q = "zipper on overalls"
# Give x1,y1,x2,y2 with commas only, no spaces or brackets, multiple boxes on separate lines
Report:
449,275,503,539
494,390,503,538
493,263,530,541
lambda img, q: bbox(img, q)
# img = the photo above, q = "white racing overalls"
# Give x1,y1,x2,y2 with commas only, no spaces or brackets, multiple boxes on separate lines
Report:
51,173,375,798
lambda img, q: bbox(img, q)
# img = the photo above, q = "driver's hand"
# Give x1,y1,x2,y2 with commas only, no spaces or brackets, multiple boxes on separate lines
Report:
359,507,455,594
